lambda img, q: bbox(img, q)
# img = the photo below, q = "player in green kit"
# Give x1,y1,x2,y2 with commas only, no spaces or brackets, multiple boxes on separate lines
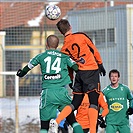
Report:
103,69,133,133
16,35,84,133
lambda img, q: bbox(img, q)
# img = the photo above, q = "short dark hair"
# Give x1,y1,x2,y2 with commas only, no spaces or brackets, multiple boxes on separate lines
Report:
56,19,71,35
47,35,59,48
109,69,120,78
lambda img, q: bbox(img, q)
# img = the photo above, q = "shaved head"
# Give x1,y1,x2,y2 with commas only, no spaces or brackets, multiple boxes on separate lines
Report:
47,35,59,49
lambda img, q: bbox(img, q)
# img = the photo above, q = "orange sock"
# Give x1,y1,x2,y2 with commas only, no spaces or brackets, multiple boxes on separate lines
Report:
88,108,98,133
56,105,72,124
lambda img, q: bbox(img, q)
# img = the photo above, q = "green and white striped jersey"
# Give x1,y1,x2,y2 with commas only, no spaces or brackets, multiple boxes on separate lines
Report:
103,83,133,125
28,49,76,89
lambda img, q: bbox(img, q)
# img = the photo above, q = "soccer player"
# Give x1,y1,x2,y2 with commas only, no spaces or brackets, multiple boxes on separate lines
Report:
51,19,106,133
16,35,84,133
76,92,109,133
103,69,133,133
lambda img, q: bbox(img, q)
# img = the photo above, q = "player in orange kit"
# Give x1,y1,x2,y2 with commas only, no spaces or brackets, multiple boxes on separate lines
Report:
76,92,109,133
50,19,106,133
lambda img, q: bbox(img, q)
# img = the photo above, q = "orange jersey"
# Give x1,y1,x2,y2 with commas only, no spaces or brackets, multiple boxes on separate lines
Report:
76,92,109,129
61,33,103,70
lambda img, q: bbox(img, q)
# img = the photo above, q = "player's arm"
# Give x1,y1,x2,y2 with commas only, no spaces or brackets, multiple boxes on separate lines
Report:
126,88,133,115
16,65,31,77
71,64,78,71
97,92,109,128
66,55,79,72
16,61,36,77
68,64,78,89
16,55,39,77
85,36,106,76
67,56,78,89
98,92,109,117
85,36,102,64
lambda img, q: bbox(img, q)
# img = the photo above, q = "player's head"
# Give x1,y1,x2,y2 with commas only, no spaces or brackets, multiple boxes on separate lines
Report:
109,69,120,78
109,69,120,84
46,35,59,49
56,19,71,35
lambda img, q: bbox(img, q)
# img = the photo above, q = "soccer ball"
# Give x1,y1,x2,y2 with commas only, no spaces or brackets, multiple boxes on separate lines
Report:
45,4,61,20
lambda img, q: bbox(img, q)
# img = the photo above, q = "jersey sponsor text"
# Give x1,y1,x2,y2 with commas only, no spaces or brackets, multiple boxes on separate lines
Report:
110,102,123,111
44,74,61,80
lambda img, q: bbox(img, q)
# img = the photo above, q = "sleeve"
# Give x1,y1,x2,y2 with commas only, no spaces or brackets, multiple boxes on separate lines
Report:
28,54,40,69
98,92,109,117
127,88,133,108
66,56,76,68
66,56,78,80
85,36,103,64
